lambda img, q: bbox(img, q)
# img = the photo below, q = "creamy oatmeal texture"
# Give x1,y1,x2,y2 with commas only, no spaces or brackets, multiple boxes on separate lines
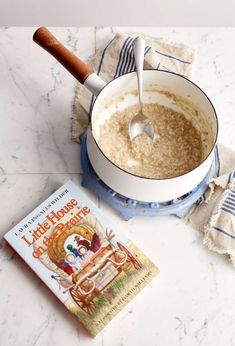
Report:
96,103,206,179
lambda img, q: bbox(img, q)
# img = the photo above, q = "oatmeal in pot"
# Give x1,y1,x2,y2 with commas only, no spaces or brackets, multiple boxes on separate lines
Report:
96,103,205,179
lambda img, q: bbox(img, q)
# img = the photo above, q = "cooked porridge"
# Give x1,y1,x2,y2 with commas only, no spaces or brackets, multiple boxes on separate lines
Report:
96,103,204,179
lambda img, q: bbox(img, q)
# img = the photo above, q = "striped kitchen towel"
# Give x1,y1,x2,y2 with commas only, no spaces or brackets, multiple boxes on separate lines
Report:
185,144,235,266
71,32,235,266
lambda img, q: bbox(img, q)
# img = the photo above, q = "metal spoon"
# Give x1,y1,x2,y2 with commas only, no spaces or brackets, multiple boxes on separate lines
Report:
129,36,155,141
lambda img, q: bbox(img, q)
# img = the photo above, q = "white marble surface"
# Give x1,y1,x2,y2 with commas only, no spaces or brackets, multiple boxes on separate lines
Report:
0,27,235,346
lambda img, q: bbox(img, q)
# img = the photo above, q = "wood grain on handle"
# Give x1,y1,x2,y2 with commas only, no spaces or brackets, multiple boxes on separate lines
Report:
33,27,93,84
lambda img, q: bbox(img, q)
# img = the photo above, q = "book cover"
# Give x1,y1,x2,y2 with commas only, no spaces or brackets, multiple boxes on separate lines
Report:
4,180,159,337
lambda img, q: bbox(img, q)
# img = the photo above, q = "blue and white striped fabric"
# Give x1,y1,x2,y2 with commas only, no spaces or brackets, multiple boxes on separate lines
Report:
203,167,235,256
221,171,235,216
185,143,235,266
72,33,235,266
72,32,194,140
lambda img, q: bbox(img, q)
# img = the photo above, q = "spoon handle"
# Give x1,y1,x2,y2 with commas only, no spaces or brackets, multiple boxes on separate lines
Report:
133,36,145,107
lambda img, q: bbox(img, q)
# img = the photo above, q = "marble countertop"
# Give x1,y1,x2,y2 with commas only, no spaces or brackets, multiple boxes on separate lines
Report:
1,27,235,346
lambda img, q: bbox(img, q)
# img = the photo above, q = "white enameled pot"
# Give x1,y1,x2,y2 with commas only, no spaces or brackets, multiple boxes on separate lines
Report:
34,28,218,203
85,70,218,202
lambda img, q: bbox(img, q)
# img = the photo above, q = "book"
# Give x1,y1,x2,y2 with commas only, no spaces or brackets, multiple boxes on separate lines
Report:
4,180,159,337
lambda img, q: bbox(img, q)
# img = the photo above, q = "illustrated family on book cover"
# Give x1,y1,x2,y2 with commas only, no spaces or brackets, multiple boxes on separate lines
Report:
4,180,159,336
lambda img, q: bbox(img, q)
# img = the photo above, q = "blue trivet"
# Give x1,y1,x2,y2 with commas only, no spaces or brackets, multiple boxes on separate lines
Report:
80,131,219,220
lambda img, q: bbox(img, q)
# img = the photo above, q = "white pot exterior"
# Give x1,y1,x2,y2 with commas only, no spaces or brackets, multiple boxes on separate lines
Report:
86,70,218,203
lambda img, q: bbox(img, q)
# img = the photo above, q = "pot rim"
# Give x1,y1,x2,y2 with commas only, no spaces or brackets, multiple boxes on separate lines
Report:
90,69,218,181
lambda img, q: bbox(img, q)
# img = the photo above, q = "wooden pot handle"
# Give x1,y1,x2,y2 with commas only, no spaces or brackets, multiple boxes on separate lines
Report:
33,27,93,84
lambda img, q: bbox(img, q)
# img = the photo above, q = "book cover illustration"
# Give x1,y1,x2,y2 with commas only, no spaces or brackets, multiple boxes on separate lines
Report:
4,180,159,337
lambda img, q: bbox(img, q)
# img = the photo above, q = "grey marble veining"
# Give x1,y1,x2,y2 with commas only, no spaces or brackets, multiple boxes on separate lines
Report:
0,27,94,174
